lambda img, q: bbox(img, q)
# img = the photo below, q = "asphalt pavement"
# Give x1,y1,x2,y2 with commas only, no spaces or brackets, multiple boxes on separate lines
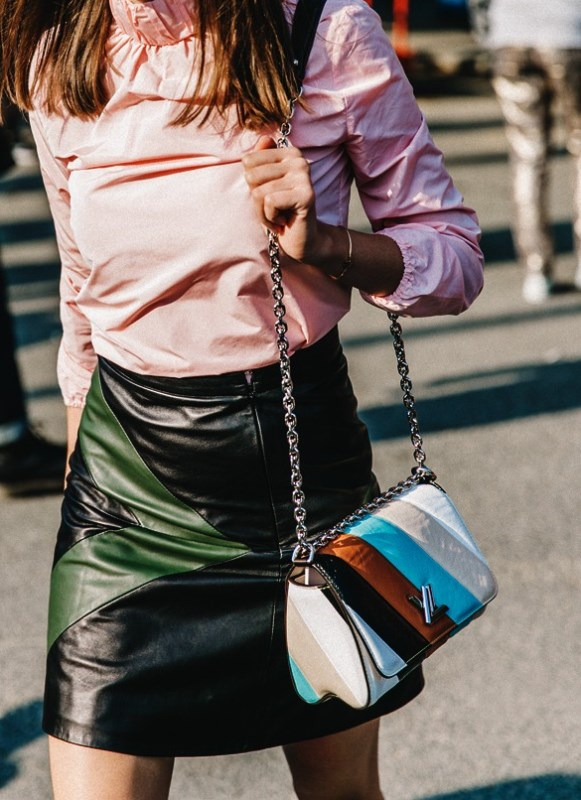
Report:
1,41,581,800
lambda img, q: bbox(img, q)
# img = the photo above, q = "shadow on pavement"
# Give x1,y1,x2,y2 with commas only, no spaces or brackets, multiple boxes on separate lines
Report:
26,385,62,401
423,774,581,800
481,220,573,265
428,117,505,135
445,146,568,170
6,261,60,287
13,308,61,348
0,218,55,245
361,358,581,439
343,299,581,351
0,699,43,789
0,172,44,194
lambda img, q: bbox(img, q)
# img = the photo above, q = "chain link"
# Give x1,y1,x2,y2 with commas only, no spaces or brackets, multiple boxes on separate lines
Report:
268,109,435,563
388,313,427,468
268,231,310,548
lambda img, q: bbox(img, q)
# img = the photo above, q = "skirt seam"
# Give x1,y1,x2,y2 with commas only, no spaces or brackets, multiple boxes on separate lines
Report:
96,368,226,539
57,454,140,563
47,549,250,658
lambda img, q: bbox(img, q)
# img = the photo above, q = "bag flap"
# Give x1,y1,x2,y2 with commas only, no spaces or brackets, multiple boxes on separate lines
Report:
315,555,429,678
345,486,498,624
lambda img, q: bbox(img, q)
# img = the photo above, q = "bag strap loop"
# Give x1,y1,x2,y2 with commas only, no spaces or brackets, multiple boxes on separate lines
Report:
290,0,328,85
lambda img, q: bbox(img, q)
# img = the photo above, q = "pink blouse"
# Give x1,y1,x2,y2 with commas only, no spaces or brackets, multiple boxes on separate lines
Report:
30,0,484,407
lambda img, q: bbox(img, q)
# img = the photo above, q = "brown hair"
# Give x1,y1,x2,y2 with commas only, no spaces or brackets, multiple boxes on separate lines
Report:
0,0,299,130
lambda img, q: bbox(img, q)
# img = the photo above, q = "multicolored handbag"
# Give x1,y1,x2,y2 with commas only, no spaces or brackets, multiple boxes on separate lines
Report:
285,474,497,709
269,271,498,709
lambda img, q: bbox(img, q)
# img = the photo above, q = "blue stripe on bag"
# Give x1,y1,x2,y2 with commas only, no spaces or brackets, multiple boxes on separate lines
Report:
288,655,321,704
349,516,482,624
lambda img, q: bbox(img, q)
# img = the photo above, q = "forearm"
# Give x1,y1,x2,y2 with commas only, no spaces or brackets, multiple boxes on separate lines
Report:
65,405,83,482
307,222,404,297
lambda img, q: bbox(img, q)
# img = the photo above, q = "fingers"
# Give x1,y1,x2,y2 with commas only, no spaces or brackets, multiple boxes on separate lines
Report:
253,135,277,152
242,146,314,233
261,187,314,231
244,160,295,189
242,145,308,172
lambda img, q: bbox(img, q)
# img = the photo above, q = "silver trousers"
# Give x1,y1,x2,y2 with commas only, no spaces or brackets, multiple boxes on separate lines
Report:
493,47,581,276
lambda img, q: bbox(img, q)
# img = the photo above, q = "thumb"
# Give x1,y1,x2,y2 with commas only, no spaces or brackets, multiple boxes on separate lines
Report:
254,135,276,152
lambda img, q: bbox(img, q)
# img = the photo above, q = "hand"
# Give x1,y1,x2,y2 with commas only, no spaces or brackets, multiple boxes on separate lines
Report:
242,136,320,264
243,137,405,296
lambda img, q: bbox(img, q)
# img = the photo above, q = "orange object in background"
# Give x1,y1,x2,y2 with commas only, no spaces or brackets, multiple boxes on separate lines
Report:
391,0,413,60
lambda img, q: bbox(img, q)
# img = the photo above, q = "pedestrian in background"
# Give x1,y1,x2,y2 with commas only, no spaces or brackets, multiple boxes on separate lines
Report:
1,0,483,797
0,118,65,495
480,0,581,303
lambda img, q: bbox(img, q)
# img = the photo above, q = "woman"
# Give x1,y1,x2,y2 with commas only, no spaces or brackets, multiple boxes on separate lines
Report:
1,0,484,797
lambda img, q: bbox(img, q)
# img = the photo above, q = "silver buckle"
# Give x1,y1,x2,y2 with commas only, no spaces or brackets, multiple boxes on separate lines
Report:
408,584,448,625
291,542,316,565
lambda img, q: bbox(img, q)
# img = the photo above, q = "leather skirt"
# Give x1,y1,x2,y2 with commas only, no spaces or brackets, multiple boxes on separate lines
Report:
44,328,424,757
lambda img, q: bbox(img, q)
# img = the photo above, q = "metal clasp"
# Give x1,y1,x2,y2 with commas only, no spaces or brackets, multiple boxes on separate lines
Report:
408,584,448,625
411,465,437,483
292,542,316,565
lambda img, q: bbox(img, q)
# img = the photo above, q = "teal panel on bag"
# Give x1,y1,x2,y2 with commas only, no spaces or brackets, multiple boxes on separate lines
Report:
350,516,482,625
288,656,322,704
48,525,248,650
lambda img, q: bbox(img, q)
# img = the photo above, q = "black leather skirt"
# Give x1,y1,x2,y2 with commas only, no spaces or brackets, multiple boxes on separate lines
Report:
44,328,423,757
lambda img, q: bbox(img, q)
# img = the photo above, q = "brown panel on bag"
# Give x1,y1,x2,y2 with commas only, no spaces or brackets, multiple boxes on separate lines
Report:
319,535,455,643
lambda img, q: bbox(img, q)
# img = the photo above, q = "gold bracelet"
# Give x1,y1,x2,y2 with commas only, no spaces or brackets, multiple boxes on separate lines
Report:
329,227,353,281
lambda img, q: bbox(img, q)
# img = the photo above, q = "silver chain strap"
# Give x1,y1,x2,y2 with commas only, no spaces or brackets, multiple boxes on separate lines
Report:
268,103,436,564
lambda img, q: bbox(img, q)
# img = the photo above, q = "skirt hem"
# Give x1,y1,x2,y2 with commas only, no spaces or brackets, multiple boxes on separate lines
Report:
43,670,424,758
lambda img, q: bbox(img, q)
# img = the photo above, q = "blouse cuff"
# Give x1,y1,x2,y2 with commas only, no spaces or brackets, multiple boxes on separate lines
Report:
360,232,422,313
57,343,97,409
64,396,88,409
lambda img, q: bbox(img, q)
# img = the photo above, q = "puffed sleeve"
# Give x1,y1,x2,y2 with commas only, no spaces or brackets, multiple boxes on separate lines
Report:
29,112,96,406
333,1,484,315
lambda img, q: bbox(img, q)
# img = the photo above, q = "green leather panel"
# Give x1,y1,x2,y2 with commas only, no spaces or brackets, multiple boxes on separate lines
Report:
48,525,247,650
362,481,379,505
79,370,230,542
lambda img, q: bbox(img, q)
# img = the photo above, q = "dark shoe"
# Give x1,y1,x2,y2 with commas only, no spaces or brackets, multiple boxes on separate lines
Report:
0,428,66,496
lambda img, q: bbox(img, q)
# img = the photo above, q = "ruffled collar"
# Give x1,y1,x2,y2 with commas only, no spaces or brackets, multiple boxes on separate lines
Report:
109,0,197,45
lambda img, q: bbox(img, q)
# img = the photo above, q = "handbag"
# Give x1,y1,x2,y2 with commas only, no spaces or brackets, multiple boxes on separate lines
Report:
269,0,498,710
271,266,498,713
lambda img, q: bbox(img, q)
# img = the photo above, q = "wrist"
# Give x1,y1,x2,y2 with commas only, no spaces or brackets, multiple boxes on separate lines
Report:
307,222,352,280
